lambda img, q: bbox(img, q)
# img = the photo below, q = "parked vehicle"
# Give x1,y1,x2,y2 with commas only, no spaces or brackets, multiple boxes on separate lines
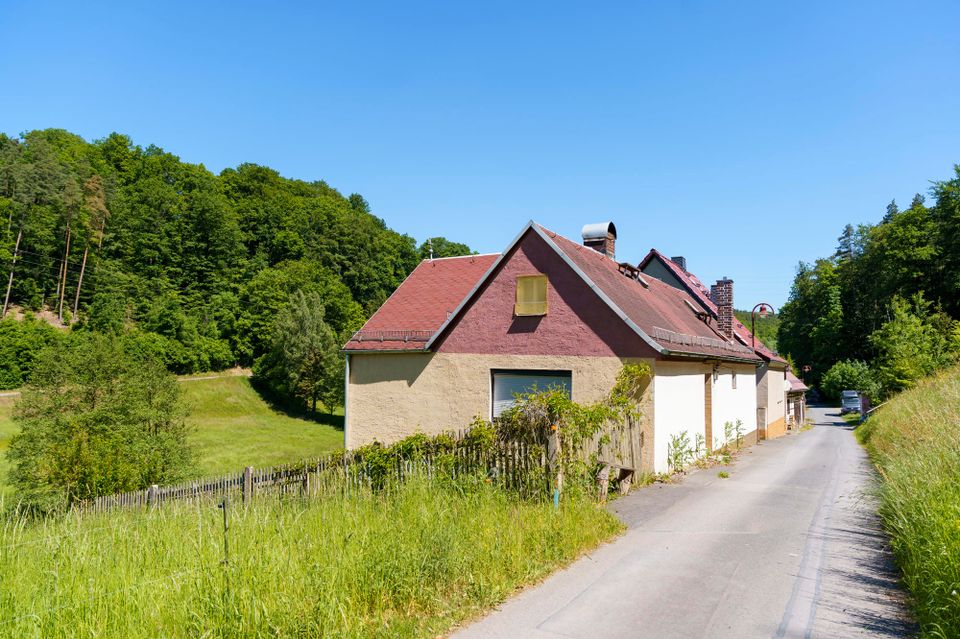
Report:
840,390,861,414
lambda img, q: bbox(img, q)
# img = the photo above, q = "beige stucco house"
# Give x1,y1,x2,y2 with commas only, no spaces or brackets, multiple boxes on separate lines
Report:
343,222,762,473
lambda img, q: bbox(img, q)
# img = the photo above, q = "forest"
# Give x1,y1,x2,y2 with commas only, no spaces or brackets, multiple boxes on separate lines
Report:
777,165,960,400
0,129,470,408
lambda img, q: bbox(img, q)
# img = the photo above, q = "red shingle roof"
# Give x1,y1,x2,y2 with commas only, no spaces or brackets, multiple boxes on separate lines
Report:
787,370,808,392
541,229,758,361
346,223,760,362
641,250,787,365
344,254,498,351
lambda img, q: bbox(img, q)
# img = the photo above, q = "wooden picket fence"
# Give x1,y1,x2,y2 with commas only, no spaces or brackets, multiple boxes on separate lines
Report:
80,437,547,513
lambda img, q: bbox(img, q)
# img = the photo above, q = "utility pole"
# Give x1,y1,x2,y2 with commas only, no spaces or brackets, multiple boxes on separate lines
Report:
2,220,23,317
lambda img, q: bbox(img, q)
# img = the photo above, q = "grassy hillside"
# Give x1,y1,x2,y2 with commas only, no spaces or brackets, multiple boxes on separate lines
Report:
182,375,343,475
0,375,343,498
857,366,960,637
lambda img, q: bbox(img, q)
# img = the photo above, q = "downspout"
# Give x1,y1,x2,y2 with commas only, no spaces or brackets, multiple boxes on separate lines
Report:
343,353,351,450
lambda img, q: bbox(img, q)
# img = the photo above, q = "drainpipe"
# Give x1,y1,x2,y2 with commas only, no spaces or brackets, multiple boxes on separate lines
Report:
343,353,351,449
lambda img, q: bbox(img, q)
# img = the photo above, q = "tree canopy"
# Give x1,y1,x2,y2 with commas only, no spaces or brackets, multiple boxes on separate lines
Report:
8,334,191,512
0,130,473,398
778,165,960,396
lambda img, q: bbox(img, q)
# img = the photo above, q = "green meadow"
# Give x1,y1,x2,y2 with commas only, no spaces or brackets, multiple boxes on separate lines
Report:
0,375,343,498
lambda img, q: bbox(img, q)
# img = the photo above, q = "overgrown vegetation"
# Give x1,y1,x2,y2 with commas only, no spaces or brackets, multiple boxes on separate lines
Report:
496,363,651,496
7,335,192,513
0,477,622,638
857,366,960,637
0,129,472,408
778,166,960,397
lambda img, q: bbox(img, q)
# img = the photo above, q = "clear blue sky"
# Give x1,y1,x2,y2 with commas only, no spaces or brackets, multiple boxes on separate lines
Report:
2,1,958,308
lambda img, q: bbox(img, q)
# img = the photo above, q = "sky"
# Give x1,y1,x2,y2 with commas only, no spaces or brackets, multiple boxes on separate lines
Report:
1,1,958,309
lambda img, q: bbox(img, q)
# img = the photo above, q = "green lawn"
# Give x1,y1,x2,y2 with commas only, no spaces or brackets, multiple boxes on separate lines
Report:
183,375,343,475
0,375,344,497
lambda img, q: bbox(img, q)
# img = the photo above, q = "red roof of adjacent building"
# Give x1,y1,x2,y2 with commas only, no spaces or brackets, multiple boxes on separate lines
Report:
640,249,787,365
787,370,808,392
345,223,760,362
344,254,498,351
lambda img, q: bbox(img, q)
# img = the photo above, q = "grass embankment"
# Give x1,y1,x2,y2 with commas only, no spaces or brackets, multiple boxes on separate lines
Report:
0,479,622,638
857,367,960,638
0,375,343,496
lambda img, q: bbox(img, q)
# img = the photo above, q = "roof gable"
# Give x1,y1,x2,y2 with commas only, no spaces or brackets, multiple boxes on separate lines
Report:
433,226,659,358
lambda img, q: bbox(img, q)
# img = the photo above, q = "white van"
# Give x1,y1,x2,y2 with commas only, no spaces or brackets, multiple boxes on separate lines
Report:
840,390,861,415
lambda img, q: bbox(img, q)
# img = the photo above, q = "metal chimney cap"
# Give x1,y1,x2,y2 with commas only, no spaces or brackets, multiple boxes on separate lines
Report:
581,221,617,240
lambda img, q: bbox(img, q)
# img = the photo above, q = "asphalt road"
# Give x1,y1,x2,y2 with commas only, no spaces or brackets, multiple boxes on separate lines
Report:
452,407,915,639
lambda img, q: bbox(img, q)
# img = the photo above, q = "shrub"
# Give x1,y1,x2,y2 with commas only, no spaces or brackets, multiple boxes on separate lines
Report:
6,334,193,512
820,359,880,401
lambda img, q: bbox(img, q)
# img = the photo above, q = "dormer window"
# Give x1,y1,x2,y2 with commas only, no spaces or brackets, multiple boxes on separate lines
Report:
515,275,548,316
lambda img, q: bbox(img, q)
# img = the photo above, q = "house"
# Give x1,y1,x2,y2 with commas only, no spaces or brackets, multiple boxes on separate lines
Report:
639,250,791,439
786,370,808,428
343,221,761,474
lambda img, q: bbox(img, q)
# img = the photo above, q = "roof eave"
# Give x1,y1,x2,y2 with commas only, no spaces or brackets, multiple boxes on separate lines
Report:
662,349,762,365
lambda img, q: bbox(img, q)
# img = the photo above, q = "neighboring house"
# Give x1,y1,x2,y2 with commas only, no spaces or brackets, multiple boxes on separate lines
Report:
640,250,791,439
786,370,808,428
343,221,760,473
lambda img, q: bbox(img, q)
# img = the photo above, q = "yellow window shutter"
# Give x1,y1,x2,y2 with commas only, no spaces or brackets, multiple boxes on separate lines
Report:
515,275,548,316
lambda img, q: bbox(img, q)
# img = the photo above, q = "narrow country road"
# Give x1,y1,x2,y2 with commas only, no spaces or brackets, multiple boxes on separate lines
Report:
453,407,915,639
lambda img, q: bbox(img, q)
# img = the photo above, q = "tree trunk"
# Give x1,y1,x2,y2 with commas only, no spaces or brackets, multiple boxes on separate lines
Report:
73,243,89,317
58,225,71,321
2,223,23,317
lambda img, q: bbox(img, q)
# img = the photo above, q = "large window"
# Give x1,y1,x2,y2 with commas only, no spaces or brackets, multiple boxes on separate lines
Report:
491,370,572,418
515,275,548,316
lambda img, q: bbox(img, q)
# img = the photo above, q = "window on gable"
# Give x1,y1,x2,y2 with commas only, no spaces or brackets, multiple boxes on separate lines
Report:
732,372,737,389
515,275,548,316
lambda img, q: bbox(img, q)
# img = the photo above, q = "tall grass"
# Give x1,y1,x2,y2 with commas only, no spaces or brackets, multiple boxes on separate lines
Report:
0,477,621,638
857,366,960,638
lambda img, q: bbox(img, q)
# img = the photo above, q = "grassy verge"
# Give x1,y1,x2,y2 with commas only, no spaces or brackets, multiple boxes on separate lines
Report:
857,367,960,637
0,479,622,638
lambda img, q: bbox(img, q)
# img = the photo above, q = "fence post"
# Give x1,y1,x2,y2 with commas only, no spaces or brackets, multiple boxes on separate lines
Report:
243,466,253,504
147,484,159,508
547,426,560,508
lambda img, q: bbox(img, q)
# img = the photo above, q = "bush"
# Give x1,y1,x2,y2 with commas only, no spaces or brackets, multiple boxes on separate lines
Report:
6,334,193,512
0,314,63,390
820,359,880,401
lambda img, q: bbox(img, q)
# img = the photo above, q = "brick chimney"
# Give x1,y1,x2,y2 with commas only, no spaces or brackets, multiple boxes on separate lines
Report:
581,222,617,260
710,278,734,339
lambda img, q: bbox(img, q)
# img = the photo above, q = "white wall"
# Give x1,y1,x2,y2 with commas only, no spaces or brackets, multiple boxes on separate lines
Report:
712,364,758,446
652,361,707,473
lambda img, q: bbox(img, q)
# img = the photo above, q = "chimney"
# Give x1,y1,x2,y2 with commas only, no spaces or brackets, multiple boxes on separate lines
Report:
581,222,617,259
671,256,687,271
710,277,734,339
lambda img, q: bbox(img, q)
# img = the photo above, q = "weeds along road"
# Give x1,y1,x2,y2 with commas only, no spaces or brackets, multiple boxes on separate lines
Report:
453,407,915,639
